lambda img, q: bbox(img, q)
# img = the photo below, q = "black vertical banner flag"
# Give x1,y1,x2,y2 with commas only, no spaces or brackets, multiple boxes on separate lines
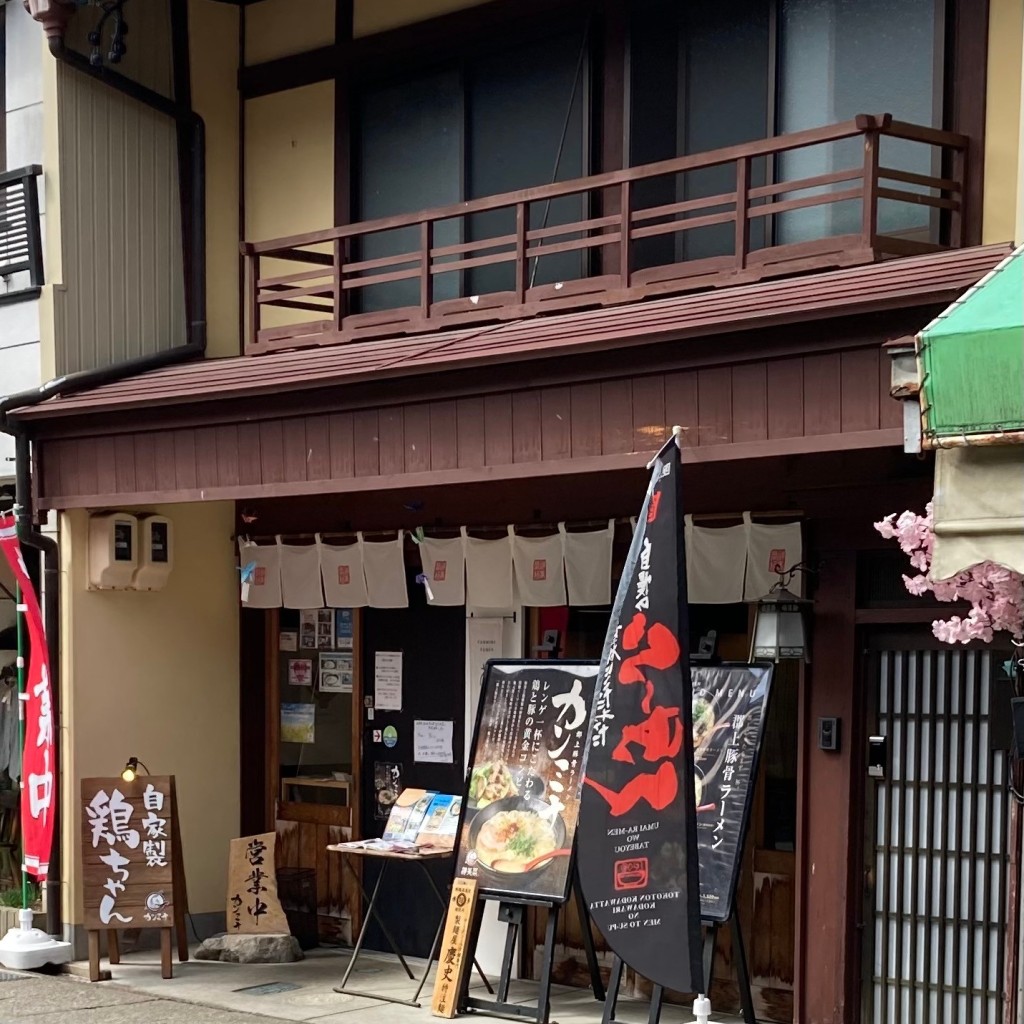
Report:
577,438,704,995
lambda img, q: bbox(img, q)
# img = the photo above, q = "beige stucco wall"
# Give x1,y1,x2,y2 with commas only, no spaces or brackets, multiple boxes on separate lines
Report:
60,502,239,926
982,0,1024,244
191,0,241,360
354,0,492,37
245,0,335,65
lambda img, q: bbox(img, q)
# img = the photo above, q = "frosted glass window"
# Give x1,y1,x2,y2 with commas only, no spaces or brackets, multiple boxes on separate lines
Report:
355,70,463,312
777,0,943,243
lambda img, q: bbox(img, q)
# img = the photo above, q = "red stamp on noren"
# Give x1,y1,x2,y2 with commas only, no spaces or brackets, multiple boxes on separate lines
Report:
768,548,787,573
614,858,649,891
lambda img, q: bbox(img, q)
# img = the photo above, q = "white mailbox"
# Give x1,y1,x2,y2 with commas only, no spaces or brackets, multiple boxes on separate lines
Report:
134,515,174,591
88,513,138,590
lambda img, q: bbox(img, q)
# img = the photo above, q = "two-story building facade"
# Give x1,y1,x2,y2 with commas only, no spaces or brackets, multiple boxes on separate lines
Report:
1,2,1022,1022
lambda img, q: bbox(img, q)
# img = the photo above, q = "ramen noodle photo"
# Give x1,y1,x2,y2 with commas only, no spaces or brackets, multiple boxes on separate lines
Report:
476,809,557,873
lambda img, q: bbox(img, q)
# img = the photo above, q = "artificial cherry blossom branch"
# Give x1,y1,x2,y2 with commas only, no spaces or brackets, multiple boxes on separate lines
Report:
874,503,1024,644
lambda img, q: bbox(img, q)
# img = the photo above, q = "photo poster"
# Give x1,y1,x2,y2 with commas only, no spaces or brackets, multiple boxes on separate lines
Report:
335,608,354,649
287,658,313,687
453,659,599,903
280,702,316,744
319,652,353,693
374,760,403,821
692,662,774,922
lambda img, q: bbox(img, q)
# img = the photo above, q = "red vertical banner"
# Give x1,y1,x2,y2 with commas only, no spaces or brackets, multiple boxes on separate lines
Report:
0,514,54,880
577,440,704,994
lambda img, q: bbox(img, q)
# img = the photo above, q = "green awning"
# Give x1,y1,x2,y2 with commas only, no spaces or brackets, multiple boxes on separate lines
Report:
918,246,1024,444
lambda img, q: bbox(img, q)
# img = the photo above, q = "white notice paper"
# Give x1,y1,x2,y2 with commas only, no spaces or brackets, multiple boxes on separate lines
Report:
374,651,403,711
414,720,454,764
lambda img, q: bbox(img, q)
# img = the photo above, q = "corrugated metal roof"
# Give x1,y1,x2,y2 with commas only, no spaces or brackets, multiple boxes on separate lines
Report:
14,244,1011,420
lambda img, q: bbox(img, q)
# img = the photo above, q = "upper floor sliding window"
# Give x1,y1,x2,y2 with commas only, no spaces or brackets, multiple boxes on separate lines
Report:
354,28,590,313
629,0,946,260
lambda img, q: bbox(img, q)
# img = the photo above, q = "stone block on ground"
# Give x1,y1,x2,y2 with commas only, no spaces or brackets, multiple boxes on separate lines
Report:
194,933,303,964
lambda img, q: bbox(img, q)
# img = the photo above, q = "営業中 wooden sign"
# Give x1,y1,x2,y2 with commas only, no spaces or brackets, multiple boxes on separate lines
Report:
226,832,290,935
81,775,189,981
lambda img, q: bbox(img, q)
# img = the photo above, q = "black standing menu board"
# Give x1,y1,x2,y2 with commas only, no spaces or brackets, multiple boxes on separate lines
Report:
454,660,599,904
691,662,774,922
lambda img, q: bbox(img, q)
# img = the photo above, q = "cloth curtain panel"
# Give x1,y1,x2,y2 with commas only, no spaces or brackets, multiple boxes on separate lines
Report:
418,534,467,606
931,445,1024,579
362,531,409,609
462,527,514,609
743,514,804,600
561,520,615,606
511,527,567,607
684,516,747,604
238,539,282,608
319,536,369,608
278,538,324,609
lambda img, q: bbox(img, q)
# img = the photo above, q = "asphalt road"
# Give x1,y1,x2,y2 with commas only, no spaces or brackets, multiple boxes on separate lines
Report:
0,971,293,1024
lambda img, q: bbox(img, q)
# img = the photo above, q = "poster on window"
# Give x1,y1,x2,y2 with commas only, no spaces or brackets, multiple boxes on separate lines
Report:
692,663,773,922
81,776,177,930
453,660,598,903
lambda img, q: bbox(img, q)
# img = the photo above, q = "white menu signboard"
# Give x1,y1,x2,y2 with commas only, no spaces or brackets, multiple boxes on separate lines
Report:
374,651,403,711
414,719,454,763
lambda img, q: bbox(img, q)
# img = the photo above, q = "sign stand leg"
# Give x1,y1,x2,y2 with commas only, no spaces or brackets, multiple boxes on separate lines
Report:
87,930,100,982
169,778,190,963
571,868,605,1001
599,955,623,1024
107,929,120,965
534,902,560,1024
160,927,173,980
461,897,561,1024
730,912,756,1024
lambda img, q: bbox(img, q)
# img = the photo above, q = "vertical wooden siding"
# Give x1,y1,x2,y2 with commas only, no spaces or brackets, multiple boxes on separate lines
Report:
37,349,901,507
54,64,186,375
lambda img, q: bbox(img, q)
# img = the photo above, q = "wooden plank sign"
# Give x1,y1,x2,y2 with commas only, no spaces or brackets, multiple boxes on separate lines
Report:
431,877,477,1018
227,832,290,934
81,775,178,930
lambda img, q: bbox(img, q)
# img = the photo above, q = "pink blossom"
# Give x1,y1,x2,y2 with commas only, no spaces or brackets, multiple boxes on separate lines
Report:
874,508,1024,644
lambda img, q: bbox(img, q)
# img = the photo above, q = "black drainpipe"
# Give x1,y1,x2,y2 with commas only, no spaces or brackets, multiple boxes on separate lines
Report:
0,7,208,939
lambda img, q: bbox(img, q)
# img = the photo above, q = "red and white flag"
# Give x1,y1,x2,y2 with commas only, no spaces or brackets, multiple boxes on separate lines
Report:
0,514,54,880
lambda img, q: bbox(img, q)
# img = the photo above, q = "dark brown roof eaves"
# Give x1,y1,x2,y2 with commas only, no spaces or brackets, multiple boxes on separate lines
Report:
13,244,1011,421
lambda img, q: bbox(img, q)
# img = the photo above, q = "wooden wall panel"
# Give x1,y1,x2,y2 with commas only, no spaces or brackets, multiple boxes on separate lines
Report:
36,345,906,508
304,416,331,482
697,368,732,446
456,398,486,469
803,354,842,436
664,371,699,448
512,391,542,464
483,394,513,466
430,402,459,472
541,388,571,461
840,349,880,433
352,410,379,477
631,375,665,451
570,384,602,458
732,364,768,444
766,360,804,439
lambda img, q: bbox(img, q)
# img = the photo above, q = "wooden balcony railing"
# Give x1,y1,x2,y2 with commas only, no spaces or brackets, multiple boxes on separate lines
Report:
242,114,968,355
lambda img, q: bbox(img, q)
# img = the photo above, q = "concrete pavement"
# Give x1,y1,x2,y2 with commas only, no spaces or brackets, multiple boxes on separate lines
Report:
0,949,742,1023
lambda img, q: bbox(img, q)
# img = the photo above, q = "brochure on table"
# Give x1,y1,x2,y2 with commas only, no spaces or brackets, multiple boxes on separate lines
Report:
338,788,462,854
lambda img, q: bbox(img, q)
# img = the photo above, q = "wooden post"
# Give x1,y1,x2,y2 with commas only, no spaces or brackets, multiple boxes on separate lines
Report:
735,156,750,271
170,776,190,962
420,221,434,320
514,203,527,304
244,246,259,352
107,929,120,964
861,130,880,252
333,238,345,333
618,180,631,289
